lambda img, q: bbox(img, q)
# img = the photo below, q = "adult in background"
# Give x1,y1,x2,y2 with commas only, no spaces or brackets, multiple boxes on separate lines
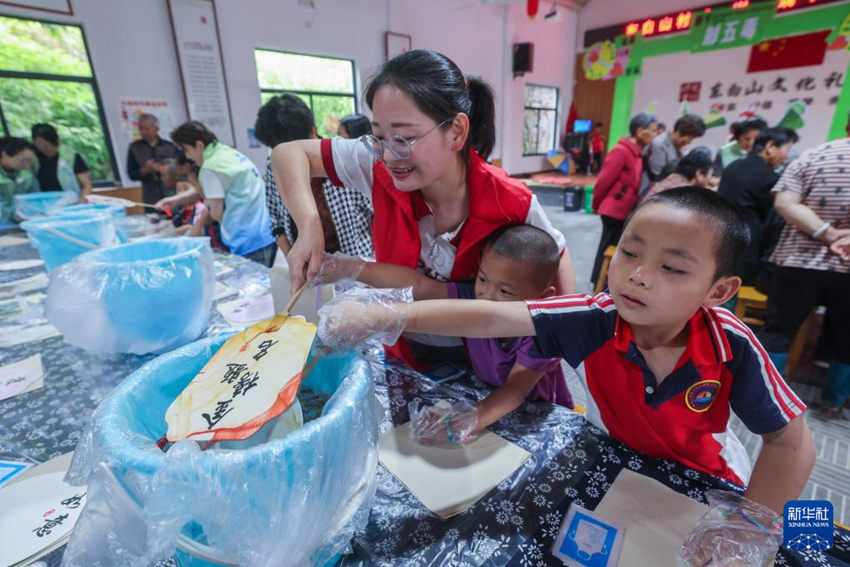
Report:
160,121,276,265
126,113,179,205
31,123,92,201
254,94,373,259
714,117,768,176
0,137,37,222
642,146,717,201
717,127,798,289
590,112,658,285
337,114,372,140
589,122,606,174
272,49,573,368
759,137,850,416
644,113,706,188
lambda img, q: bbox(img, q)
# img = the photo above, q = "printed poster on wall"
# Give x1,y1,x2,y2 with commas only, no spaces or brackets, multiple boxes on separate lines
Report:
167,0,235,145
631,44,847,155
120,99,175,143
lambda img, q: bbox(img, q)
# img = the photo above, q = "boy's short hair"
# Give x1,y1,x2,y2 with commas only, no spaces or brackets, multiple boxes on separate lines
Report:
639,187,750,280
751,127,799,154
674,146,713,180
483,224,560,288
673,114,706,138
254,94,316,147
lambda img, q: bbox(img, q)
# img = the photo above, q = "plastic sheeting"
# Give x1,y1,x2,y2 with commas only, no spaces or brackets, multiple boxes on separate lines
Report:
19,211,123,272
62,334,381,567
56,203,126,219
46,237,214,355
13,190,77,220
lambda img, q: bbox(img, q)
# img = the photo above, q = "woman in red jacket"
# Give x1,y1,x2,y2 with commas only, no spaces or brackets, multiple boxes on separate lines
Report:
272,49,574,367
590,113,659,285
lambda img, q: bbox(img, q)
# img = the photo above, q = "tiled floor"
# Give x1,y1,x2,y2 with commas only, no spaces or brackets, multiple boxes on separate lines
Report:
535,187,850,525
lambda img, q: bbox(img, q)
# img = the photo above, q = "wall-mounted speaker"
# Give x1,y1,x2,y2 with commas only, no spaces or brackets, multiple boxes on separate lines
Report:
513,42,534,77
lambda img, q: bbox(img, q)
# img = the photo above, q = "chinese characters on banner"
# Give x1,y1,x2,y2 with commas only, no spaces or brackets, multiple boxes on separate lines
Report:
631,44,847,152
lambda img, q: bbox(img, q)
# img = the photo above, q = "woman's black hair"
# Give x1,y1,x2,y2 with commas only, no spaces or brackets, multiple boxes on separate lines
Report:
31,123,60,146
731,117,767,141
170,121,218,147
628,113,658,136
0,137,32,157
254,94,315,148
364,49,496,160
339,114,372,139
674,146,713,180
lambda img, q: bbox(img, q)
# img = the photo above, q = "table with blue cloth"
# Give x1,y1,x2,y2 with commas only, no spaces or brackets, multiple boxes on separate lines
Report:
1,228,849,567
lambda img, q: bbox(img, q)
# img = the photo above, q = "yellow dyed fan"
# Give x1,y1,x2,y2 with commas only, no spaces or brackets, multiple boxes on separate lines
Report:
163,285,317,444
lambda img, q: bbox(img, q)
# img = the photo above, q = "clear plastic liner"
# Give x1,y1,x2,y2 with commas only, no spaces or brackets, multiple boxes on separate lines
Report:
62,334,381,567
46,237,214,355
19,211,123,272
13,190,77,220
679,490,783,567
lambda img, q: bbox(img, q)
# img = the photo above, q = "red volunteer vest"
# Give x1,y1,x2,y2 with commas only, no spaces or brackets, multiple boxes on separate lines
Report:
370,150,533,367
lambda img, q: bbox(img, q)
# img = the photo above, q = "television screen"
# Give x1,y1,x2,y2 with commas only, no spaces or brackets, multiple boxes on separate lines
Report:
573,120,592,133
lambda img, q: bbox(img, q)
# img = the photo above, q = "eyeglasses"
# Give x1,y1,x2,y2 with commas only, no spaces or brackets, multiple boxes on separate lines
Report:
360,118,452,160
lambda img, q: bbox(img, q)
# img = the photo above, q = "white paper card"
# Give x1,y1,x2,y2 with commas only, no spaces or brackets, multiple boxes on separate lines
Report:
0,235,29,247
0,324,62,348
0,273,48,298
213,281,238,301
0,259,44,271
378,421,531,518
593,469,708,566
0,472,87,567
216,294,275,327
0,354,44,401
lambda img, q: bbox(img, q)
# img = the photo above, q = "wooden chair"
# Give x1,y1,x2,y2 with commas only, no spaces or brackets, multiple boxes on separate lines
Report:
593,245,617,295
734,286,813,378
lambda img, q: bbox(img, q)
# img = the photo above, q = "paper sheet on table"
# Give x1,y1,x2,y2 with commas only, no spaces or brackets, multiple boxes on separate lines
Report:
0,273,48,298
378,422,531,518
0,354,44,401
0,259,44,271
216,293,275,327
0,235,29,247
0,323,62,347
593,469,708,566
213,281,238,301
0,471,87,567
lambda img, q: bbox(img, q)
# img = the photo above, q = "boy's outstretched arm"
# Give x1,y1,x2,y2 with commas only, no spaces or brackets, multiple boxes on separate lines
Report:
358,263,448,301
475,363,546,430
745,415,815,514
406,299,536,339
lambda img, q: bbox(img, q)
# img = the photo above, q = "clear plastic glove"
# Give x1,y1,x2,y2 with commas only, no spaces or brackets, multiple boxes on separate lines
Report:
409,399,480,446
312,252,366,286
679,490,783,567
317,286,412,350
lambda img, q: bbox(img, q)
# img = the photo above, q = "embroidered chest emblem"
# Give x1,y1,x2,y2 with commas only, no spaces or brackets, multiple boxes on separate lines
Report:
685,380,721,412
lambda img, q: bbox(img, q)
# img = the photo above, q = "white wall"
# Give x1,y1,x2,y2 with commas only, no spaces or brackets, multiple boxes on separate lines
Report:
1,0,581,178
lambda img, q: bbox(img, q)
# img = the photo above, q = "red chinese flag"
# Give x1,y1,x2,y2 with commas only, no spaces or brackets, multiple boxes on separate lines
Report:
746,30,830,73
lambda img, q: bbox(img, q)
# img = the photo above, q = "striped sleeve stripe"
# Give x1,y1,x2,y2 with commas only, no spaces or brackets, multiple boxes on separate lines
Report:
704,307,733,362
717,313,806,420
526,294,615,316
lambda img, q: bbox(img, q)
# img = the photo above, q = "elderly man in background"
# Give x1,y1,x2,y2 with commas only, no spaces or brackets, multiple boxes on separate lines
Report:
126,113,179,205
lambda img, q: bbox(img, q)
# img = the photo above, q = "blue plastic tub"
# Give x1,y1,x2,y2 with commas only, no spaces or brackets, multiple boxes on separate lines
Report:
57,203,126,218
19,211,123,272
62,335,379,566
45,238,215,354
13,190,77,220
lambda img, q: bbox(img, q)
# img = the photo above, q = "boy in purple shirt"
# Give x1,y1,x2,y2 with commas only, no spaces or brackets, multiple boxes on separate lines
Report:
316,224,573,443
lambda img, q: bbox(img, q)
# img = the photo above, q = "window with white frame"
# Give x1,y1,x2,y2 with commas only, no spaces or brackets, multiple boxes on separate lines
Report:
523,84,559,156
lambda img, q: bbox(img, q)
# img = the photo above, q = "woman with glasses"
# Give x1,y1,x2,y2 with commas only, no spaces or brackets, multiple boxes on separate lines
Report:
0,137,38,222
272,49,574,368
